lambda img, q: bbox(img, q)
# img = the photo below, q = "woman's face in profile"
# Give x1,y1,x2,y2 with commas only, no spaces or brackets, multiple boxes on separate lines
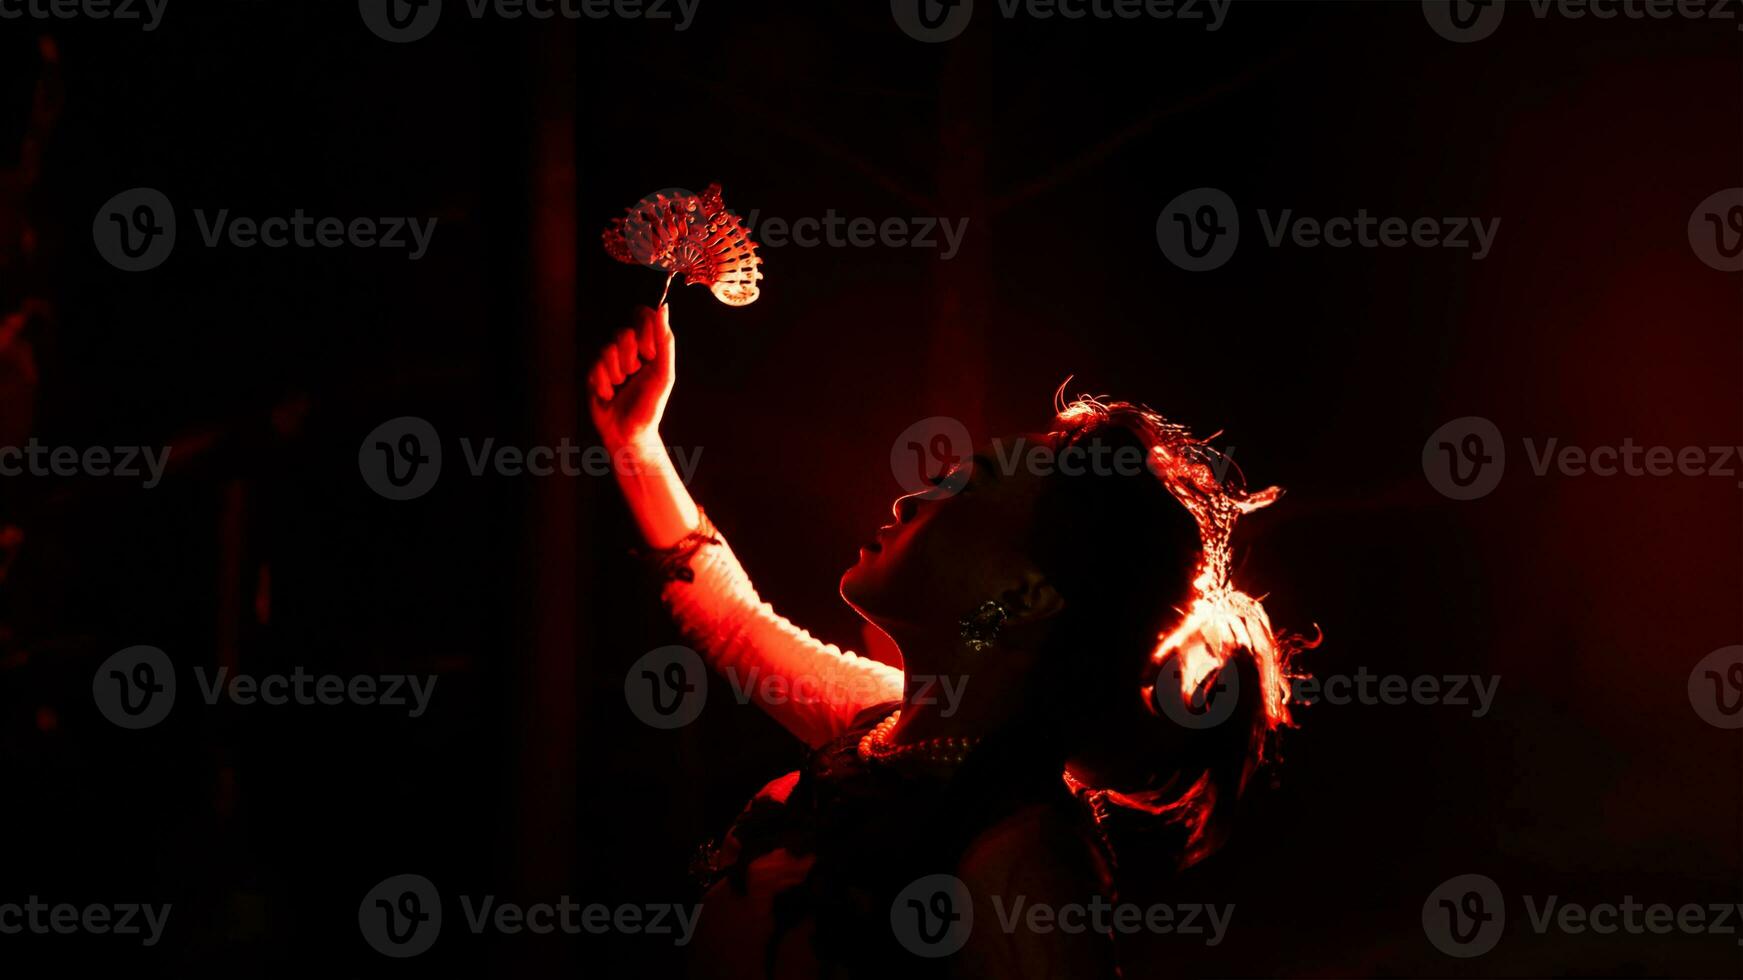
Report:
840,437,1053,638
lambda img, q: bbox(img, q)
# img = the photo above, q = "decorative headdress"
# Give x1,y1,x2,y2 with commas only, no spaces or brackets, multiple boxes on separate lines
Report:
1050,389,1317,865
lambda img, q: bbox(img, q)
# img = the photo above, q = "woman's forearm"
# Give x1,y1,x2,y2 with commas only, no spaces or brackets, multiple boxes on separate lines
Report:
662,528,905,747
615,429,906,745
612,433,702,549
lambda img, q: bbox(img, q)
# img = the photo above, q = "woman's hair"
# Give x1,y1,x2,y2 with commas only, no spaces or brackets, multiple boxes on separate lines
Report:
1024,388,1315,868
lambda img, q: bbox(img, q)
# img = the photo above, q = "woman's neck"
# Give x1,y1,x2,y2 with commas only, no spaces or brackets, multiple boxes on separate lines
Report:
884,630,1037,751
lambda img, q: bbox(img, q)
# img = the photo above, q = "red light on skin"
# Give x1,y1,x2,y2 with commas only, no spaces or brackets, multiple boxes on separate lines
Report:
34,705,57,734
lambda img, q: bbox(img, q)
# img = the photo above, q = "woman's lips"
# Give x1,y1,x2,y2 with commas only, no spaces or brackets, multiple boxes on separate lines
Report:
859,524,897,555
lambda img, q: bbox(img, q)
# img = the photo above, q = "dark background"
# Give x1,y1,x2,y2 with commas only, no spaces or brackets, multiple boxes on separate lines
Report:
0,1,1738,976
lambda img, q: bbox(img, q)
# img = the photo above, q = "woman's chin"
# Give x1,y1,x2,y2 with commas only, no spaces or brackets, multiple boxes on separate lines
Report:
838,564,870,607
838,559,887,616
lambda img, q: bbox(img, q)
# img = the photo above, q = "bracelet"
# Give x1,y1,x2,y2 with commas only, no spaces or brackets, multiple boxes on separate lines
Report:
634,508,722,584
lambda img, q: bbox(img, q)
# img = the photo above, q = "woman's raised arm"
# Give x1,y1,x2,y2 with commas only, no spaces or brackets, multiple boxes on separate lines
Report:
588,306,902,746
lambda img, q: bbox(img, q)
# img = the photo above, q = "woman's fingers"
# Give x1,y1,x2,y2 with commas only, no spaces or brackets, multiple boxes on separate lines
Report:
616,328,641,375
636,313,658,360
652,304,673,371
593,310,665,402
603,343,625,385
588,364,613,402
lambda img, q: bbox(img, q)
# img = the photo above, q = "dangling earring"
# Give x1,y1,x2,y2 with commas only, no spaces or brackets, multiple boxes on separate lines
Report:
958,600,1009,652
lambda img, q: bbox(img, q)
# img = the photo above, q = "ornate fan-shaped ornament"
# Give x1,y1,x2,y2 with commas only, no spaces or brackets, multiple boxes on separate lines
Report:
603,184,763,307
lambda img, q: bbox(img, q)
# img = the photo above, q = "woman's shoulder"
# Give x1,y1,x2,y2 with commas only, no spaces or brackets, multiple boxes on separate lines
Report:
958,801,1110,895
952,803,1120,978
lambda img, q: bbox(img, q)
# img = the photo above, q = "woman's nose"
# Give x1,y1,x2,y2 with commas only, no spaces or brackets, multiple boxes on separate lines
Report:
891,492,920,524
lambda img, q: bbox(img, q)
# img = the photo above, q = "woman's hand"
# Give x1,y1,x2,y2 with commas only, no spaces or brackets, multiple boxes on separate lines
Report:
588,304,674,452
585,304,698,548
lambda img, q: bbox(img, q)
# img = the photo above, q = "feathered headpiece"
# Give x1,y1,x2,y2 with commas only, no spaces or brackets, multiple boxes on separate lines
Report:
1051,390,1317,865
